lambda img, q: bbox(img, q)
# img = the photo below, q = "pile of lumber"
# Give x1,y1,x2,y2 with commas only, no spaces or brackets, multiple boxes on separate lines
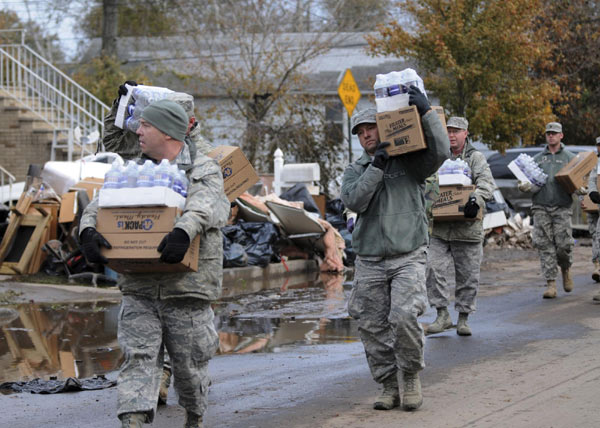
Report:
485,213,533,249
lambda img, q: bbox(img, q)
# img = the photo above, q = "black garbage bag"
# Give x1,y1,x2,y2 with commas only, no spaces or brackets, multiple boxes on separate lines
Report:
279,183,320,215
326,198,346,230
0,375,116,394
239,221,281,267
222,232,248,268
339,228,355,266
221,222,281,268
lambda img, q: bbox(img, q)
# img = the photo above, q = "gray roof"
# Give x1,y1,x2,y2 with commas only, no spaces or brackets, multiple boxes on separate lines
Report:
81,32,416,97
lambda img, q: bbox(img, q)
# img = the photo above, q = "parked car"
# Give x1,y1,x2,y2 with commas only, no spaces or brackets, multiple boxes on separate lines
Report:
487,145,596,231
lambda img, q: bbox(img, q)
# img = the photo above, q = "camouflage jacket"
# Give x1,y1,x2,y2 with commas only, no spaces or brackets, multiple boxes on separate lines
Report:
102,97,213,159
80,143,230,301
341,110,450,257
432,141,496,243
424,172,439,235
532,143,575,209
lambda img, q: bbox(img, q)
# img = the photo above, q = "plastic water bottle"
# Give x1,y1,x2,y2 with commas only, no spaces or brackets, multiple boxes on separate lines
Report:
374,74,392,113
154,159,173,188
178,170,189,197
399,68,427,98
103,160,122,189
121,161,139,188
137,160,155,187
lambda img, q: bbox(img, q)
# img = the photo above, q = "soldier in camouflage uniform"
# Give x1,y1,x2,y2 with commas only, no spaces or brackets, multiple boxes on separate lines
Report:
103,83,214,404
341,89,449,412
518,122,577,299
102,81,213,159
585,137,600,299
80,100,230,428
426,117,495,336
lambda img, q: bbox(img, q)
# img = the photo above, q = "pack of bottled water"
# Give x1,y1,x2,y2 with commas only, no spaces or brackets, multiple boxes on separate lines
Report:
437,159,473,185
373,68,427,113
102,159,188,198
510,153,547,187
125,86,175,132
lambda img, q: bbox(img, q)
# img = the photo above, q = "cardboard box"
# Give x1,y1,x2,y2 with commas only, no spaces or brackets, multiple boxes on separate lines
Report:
99,186,185,209
208,146,260,202
70,177,104,200
96,206,199,273
438,173,472,186
582,195,599,212
555,151,598,194
432,185,482,221
376,105,446,156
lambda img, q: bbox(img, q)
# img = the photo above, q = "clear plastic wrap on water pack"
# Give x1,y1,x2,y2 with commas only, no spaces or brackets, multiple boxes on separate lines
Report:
101,159,188,197
124,86,174,133
512,153,547,187
373,68,427,113
437,159,473,185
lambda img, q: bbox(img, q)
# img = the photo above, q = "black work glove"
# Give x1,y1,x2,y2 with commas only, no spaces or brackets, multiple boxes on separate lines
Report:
408,85,431,116
590,191,600,204
371,142,390,170
118,80,138,97
79,227,111,264
463,196,479,218
157,228,190,264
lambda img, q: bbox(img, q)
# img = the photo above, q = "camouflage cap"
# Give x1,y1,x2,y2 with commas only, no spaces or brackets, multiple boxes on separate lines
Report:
447,116,468,130
545,122,562,133
166,92,195,119
351,107,377,135
596,136,600,145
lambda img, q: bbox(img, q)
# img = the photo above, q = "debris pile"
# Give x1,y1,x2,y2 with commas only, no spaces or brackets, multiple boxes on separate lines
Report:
485,213,533,249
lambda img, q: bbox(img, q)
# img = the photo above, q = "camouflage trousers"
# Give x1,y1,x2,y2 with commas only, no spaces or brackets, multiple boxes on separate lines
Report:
117,295,218,422
588,212,600,262
348,246,428,383
531,205,574,280
426,237,483,314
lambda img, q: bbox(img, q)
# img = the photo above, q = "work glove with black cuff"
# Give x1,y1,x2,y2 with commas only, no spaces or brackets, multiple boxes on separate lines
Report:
118,80,138,97
371,142,390,170
80,227,111,265
463,196,480,218
408,85,431,116
157,228,190,264
590,191,600,204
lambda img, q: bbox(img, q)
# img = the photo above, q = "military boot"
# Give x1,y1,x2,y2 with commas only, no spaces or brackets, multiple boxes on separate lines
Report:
593,261,600,283
456,312,472,336
543,280,557,299
120,412,145,428
184,411,203,428
561,268,574,292
401,371,422,411
158,367,171,405
373,375,400,410
427,307,452,334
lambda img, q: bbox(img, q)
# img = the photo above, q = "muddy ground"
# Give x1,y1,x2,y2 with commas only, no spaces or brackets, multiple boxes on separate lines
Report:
1,241,599,428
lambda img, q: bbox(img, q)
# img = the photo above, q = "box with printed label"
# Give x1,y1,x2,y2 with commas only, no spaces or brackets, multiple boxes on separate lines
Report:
432,185,482,221
98,186,185,209
96,206,198,273
208,145,260,202
555,151,598,194
376,106,446,156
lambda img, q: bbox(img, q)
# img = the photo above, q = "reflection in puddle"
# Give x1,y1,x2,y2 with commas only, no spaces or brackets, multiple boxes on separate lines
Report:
0,271,358,383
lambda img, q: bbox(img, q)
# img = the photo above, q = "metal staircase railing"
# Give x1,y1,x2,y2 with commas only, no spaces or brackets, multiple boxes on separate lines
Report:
0,29,109,161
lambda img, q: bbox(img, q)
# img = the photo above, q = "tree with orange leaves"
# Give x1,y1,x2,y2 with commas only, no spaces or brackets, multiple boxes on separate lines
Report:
368,0,559,151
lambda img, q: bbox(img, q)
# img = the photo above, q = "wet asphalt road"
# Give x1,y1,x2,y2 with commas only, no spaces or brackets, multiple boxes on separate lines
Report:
3,270,598,428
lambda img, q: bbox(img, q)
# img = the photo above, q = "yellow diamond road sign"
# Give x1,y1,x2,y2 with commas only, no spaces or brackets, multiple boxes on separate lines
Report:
338,69,361,117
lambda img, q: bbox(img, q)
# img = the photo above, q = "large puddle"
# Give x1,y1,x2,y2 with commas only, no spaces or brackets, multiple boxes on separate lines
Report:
0,271,357,383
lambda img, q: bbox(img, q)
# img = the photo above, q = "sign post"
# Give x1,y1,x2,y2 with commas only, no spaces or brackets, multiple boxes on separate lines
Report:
337,69,361,162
